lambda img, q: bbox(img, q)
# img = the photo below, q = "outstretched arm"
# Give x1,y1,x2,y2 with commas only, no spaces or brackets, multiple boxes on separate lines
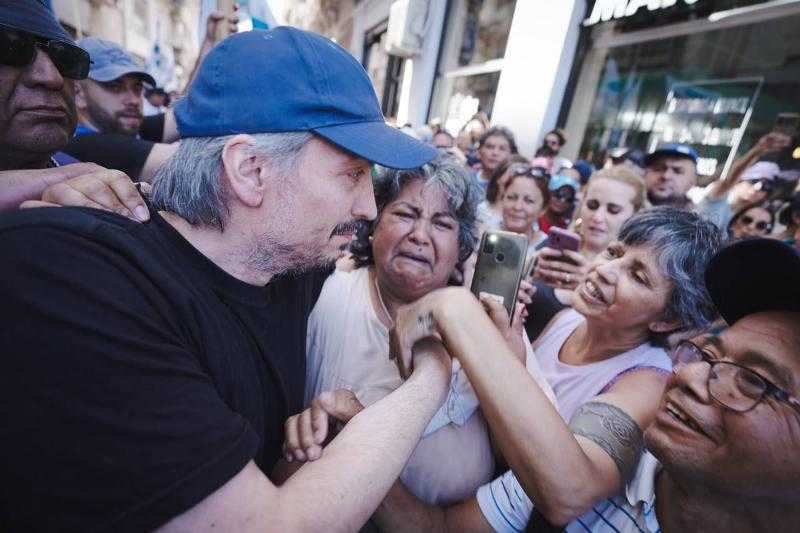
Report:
391,288,666,525
160,339,452,533
706,132,791,201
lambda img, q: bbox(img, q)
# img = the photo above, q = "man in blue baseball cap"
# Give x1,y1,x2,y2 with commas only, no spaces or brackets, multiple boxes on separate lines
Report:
644,142,699,209
0,26,446,532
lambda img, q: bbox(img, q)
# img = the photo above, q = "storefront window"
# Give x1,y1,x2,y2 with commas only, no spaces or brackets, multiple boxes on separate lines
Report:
429,0,516,133
568,7,800,178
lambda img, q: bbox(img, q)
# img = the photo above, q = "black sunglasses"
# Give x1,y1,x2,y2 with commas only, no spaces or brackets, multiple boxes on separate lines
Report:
551,188,576,202
740,215,770,232
0,24,90,80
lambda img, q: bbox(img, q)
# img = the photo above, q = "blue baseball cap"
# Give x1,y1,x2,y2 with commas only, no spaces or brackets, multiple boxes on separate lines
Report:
548,174,580,193
0,0,73,43
175,27,436,170
77,37,156,86
645,143,699,166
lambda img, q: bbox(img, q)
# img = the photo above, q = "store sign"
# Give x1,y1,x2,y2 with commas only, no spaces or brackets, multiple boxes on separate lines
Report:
583,0,702,26
651,78,762,176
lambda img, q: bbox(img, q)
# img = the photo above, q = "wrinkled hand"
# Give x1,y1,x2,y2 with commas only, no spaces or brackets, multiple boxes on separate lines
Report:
533,247,588,290
21,167,149,222
389,290,450,379
480,294,527,362
282,389,365,463
755,131,792,154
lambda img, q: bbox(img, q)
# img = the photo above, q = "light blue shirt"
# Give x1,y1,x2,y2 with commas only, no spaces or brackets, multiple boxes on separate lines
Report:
476,451,662,532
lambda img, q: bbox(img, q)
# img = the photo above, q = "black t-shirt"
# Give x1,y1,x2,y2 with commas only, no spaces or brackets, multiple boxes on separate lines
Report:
0,205,328,532
139,113,166,142
63,132,155,179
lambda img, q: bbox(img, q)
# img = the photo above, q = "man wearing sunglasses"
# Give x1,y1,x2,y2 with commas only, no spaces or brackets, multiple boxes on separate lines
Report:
0,1,87,171
0,1,150,219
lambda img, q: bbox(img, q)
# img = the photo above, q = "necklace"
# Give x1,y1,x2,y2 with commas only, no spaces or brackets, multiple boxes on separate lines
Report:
373,272,394,327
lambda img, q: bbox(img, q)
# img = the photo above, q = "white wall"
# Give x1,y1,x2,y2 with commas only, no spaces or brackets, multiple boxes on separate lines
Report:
491,0,586,157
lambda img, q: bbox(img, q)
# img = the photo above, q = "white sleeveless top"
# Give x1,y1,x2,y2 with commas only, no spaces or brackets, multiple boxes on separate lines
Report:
305,268,495,505
533,309,673,422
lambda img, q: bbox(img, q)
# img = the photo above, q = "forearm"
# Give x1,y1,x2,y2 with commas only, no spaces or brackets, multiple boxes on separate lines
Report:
708,144,764,199
278,368,448,532
436,292,615,522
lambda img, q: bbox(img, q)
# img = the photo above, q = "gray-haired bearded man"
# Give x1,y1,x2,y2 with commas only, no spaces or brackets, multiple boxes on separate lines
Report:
0,25,454,533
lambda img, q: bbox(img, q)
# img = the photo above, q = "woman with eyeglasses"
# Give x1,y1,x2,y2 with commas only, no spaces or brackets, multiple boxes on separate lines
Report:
476,155,531,230
728,202,774,240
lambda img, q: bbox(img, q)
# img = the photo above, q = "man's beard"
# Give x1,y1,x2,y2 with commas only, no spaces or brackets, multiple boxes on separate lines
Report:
245,231,335,280
85,99,141,136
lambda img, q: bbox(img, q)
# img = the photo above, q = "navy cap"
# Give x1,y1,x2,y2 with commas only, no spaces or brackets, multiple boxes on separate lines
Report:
0,0,74,43
705,238,800,325
78,37,156,86
646,143,699,166
175,27,436,170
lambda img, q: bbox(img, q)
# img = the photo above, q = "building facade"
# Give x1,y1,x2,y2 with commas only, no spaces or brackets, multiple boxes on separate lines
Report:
52,0,202,90
285,0,799,175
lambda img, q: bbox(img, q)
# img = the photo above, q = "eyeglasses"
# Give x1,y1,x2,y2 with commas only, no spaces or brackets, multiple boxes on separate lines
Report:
739,215,771,232
672,341,800,414
0,24,90,80
753,179,774,194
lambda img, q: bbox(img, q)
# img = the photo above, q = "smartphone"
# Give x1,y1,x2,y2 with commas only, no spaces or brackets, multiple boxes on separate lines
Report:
549,227,581,252
470,230,528,322
774,113,800,138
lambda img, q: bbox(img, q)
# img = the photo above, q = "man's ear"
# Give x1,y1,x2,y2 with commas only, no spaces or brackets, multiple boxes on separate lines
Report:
221,134,268,208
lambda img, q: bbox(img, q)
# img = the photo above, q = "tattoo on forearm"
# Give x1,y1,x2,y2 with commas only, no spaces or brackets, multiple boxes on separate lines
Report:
568,401,644,482
417,310,435,335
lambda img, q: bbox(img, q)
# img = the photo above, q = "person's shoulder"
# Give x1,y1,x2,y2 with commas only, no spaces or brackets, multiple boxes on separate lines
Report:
314,267,367,306
0,205,138,240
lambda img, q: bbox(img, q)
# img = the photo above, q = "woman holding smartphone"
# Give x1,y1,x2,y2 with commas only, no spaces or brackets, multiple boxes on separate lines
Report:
534,167,648,291
284,208,724,532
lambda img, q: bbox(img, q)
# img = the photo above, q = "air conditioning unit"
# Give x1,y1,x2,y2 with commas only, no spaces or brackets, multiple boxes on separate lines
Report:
385,0,427,58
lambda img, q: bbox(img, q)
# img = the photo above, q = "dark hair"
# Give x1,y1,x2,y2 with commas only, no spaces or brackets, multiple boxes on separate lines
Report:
618,207,724,346
486,154,530,203
728,203,775,238
544,128,567,146
350,153,480,268
478,126,518,154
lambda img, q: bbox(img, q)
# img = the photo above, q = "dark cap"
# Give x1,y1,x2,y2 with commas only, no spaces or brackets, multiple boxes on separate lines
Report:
705,238,800,325
645,143,699,167
78,37,156,86
0,0,74,43
175,27,436,170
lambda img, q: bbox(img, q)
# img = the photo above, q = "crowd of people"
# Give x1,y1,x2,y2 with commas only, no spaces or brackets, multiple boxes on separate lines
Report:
0,2,799,532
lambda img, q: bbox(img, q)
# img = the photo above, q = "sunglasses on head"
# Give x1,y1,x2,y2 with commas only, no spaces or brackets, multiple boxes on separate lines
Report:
0,23,90,80
740,215,770,232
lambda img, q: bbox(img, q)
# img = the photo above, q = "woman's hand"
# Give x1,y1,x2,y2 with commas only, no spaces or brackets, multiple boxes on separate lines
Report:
533,247,589,290
480,294,527,362
282,389,365,463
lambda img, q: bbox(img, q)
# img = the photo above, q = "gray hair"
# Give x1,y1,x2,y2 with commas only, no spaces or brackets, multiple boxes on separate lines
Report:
618,207,725,343
150,132,312,230
351,151,480,267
